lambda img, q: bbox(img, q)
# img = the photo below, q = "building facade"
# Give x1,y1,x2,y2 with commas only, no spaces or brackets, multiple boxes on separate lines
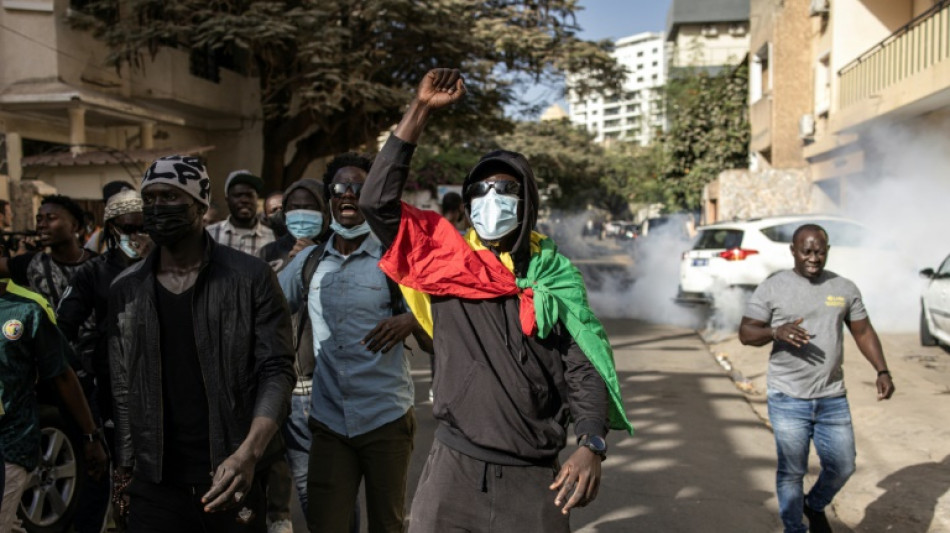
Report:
803,0,950,210
666,0,750,75
567,32,666,146
0,0,262,227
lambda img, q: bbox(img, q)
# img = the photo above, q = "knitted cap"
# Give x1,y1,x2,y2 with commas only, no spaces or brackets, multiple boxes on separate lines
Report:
142,155,212,207
103,189,143,221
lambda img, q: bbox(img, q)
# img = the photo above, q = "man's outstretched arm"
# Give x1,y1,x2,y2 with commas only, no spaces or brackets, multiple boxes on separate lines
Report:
360,68,465,247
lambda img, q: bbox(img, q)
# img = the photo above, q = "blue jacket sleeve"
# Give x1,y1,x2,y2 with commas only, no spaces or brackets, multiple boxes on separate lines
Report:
277,245,315,313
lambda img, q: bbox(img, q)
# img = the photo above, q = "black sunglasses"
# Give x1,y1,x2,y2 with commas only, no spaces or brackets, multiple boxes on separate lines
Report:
466,180,522,199
329,182,364,197
114,223,145,234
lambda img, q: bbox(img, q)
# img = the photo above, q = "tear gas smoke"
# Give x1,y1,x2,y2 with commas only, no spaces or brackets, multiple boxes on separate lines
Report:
836,118,950,331
551,117,949,334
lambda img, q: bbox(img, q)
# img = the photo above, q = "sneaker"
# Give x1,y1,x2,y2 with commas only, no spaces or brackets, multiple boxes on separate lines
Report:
268,519,293,533
803,503,833,533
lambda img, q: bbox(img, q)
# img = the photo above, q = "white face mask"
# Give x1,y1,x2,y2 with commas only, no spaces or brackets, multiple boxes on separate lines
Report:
117,234,141,259
469,189,520,241
330,216,372,240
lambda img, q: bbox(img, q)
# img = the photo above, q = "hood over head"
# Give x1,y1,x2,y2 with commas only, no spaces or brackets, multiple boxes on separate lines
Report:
464,150,540,276
283,178,329,238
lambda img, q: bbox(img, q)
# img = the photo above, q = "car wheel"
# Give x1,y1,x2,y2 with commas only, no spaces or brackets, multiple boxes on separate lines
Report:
920,306,938,346
19,406,83,533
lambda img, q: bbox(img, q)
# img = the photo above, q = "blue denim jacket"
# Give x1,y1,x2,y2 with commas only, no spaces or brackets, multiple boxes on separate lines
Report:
279,235,413,437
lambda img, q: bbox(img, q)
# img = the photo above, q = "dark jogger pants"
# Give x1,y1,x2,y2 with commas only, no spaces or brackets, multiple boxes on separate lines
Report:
408,440,571,533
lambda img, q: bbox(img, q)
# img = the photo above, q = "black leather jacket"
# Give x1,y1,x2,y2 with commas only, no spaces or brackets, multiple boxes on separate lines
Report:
107,235,295,482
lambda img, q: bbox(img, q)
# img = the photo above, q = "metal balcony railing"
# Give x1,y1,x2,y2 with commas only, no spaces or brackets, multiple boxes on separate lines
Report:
839,0,950,108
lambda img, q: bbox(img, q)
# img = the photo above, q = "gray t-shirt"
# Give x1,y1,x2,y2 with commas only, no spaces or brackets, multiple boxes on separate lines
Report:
745,269,867,399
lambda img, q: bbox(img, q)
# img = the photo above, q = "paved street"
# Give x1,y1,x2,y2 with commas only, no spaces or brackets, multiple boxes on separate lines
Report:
293,319,789,532
291,316,950,532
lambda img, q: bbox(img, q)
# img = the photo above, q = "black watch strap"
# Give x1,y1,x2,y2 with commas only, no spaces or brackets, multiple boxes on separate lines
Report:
577,434,608,460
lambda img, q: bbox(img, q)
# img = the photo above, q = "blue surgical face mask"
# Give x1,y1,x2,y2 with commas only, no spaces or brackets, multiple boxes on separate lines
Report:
469,189,520,241
117,234,141,259
330,216,372,240
285,209,324,240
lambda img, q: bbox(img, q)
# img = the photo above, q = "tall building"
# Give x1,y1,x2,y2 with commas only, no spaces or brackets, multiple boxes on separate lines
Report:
666,0,750,75
567,32,666,146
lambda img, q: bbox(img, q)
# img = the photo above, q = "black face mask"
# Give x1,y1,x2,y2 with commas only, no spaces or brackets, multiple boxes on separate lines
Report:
266,211,287,238
143,204,197,247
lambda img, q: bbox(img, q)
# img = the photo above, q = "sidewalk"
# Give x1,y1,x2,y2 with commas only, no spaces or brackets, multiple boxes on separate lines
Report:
706,330,950,532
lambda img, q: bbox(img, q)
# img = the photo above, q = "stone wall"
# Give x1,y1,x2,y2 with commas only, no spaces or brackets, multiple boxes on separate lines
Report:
706,167,811,222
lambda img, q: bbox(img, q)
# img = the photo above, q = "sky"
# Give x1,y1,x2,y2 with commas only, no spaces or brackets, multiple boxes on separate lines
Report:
508,0,672,118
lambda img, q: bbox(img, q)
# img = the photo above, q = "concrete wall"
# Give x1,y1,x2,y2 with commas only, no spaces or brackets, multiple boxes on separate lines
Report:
0,5,59,87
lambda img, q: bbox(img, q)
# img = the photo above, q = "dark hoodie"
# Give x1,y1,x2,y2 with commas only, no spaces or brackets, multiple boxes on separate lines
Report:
361,135,608,466
258,178,329,273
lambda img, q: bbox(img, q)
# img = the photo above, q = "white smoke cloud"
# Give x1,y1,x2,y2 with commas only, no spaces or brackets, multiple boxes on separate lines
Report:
836,117,950,332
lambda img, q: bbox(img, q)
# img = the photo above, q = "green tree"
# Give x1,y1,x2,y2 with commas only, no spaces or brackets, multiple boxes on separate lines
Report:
72,0,625,191
657,64,749,210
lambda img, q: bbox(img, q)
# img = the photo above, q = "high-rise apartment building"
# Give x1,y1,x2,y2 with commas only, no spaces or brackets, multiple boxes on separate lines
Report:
567,32,666,146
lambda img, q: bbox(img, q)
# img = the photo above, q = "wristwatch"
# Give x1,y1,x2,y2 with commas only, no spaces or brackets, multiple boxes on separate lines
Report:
577,434,608,460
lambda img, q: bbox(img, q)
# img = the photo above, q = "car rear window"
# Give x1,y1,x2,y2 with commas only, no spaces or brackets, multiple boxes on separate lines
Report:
693,229,743,250
760,221,867,246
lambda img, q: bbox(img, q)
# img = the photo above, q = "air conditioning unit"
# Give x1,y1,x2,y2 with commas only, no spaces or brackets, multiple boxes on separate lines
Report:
810,0,830,16
701,25,719,37
799,114,816,139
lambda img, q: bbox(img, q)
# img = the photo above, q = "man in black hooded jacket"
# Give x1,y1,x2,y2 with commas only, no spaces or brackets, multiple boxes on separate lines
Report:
360,69,610,532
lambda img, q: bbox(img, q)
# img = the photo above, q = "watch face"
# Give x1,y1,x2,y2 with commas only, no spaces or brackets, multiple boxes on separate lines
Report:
589,435,607,453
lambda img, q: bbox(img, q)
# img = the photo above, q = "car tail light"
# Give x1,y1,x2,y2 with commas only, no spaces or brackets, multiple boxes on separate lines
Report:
719,248,759,261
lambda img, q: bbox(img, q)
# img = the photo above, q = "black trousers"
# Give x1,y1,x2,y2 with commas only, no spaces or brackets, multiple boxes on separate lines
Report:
408,440,571,533
126,478,266,533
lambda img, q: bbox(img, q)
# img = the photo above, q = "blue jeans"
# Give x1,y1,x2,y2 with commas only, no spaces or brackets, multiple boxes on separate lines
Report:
767,391,856,533
283,393,312,510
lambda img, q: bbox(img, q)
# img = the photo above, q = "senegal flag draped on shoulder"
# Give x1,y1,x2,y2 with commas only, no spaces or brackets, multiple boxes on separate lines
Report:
379,202,633,435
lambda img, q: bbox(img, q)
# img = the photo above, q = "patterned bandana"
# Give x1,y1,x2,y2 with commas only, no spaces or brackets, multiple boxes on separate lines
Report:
142,155,212,207
103,189,142,221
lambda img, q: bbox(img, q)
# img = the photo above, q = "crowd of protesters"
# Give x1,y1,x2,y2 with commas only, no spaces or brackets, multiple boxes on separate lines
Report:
0,67,882,533
0,69,629,533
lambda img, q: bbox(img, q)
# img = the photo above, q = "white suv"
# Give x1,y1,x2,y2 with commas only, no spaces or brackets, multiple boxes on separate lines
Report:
677,215,880,305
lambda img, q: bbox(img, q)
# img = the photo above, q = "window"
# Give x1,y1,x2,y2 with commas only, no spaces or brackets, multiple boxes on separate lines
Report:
604,106,620,116
604,119,621,128
694,230,744,250
637,51,644,57
637,77,644,82
750,43,771,102
760,221,866,246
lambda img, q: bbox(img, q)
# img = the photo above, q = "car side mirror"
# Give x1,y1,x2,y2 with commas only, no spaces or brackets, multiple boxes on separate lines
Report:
920,268,936,279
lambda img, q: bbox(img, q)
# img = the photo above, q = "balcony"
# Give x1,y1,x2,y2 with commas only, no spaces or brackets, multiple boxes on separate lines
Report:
836,0,950,131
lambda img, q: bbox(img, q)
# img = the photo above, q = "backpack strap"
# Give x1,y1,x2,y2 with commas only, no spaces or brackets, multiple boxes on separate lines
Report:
295,242,327,351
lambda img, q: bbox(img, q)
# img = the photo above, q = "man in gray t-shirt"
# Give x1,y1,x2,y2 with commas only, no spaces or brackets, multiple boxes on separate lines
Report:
739,224,894,533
